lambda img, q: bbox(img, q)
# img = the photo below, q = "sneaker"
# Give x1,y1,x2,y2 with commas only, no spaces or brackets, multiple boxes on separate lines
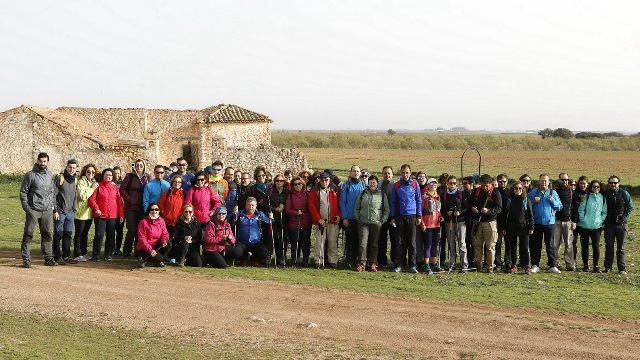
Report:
510,266,517,274
370,264,378,272
169,258,176,264
525,266,532,275
531,265,540,273
74,255,87,262
54,257,65,265
22,258,31,268
158,262,166,268
620,270,628,275
409,266,418,274
112,249,122,256
356,265,365,272
393,267,401,273
105,256,112,261
180,259,185,268
44,258,58,266
603,268,611,273
548,267,561,274
582,265,589,272
137,257,145,268
423,265,433,275
593,266,601,273
566,266,575,272
63,257,78,265
431,264,443,272
89,255,99,262
487,267,494,274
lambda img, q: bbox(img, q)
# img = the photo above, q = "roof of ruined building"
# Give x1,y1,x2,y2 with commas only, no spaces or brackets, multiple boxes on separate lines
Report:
26,106,115,146
202,104,273,123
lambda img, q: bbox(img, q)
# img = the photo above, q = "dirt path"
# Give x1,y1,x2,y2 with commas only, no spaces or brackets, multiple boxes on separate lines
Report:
1,258,639,359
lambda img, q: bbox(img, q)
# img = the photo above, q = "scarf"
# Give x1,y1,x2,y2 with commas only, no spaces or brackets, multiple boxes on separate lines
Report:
256,181,268,194
63,171,76,183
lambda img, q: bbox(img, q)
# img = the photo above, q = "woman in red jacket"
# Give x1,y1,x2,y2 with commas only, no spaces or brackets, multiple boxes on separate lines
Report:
203,207,243,268
135,202,171,268
286,176,312,266
159,174,185,237
88,168,124,261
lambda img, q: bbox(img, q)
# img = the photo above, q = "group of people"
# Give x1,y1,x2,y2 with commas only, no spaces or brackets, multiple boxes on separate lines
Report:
19,153,633,275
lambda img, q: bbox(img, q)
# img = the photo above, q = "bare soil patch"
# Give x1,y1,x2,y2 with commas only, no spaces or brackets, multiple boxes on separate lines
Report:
1,255,638,359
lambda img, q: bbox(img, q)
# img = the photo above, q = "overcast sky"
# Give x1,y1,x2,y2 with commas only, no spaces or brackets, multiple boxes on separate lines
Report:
1,0,639,132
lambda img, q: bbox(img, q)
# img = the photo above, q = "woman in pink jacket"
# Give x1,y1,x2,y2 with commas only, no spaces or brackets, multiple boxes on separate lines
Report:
420,176,444,274
286,176,312,266
88,168,124,261
185,171,222,224
135,202,171,268
203,207,243,268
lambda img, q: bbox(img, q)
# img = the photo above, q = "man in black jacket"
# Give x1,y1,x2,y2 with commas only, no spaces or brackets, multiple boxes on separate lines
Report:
554,173,576,271
470,174,502,273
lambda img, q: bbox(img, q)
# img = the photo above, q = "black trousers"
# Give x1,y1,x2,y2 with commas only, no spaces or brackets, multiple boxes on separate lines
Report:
123,210,143,256
236,242,269,262
202,245,244,268
135,242,172,265
377,220,396,267
92,218,118,258
504,227,530,268
530,224,557,268
343,219,359,265
73,219,92,257
395,216,417,268
578,227,601,267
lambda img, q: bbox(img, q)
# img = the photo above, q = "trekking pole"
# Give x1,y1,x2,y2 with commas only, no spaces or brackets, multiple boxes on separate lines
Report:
296,213,302,266
319,223,325,269
267,197,275,268
130,241,169,271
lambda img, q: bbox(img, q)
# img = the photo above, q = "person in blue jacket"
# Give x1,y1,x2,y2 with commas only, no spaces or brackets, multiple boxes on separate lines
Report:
527,174,563,274
339,165,365,268
234,197,273,265
142,165,170,212
389,164,422,273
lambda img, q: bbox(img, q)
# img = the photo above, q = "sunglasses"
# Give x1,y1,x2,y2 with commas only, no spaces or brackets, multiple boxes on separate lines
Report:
196,178,206,181
498,180,507,183
293,182,303,186
522,179,531,182
178,163,187,166
592,186,600,189
212,168,222,171
275,179,285,182
155,171,164,174
257,174,267,178
86,170,96,174
462,182,470,185
417,176,426,180
609,182,619,185
560,179,569,182
448,182,457,185
183,210,193,213
149,208,160,212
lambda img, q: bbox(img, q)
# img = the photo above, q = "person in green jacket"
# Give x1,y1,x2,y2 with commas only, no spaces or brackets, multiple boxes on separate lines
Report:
578,180,607,273
354,175,390,272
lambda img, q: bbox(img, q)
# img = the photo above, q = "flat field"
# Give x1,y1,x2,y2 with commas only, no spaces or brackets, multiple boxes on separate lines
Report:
301,148,640,185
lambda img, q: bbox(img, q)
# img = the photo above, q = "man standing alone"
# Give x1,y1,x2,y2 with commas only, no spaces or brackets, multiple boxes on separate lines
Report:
20,152,58,268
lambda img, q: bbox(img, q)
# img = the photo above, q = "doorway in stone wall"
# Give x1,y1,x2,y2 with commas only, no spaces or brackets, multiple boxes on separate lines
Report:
182,142,198,171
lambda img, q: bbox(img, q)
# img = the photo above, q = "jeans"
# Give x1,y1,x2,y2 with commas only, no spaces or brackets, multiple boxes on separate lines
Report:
53,211,75,259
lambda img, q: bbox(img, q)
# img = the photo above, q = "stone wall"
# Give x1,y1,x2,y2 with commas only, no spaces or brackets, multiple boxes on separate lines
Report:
0,107,34,174
217,145,309,175
58,107,146,140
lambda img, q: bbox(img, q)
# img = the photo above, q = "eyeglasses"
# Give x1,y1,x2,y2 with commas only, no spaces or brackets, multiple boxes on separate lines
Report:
178,163,187,167
320,178,330,181
609,181,619,185
417,176,426,180
301,175,309,179
293,182,303,186
212,168,222,171
196,178,206,182
86,170,96,174
592,186,600,189
257,174,267,178
155,171,164,174
498,180,507,183
172,181,182,185
448,182,457,185
560,179,569,181
149,208,160,212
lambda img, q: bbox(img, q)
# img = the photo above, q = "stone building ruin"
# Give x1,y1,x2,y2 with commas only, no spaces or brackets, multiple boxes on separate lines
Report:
0,104,308,175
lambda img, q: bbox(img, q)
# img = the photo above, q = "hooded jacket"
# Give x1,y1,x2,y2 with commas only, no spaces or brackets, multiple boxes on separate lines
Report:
578,192,607,230
185,185,222,224
158,188,185,226
120,160,151,212
88,180,124,219
54,172,77,214
234,210,270,245
76,176,97,220
355,187,389,225
339,178,365,220
20,163,56,212
204,218,236,252
527,187,562,225
390,178,422,218
135,216,169,253
504,196,535,231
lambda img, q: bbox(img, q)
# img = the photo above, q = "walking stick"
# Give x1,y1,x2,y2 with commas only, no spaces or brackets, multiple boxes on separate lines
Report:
295,213,301,266
130,240,170,271
267,196,275,268
319,223,325,269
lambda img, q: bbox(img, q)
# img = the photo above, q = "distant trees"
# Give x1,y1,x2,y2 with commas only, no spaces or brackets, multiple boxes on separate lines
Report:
387,129,397,136
539,128,574,139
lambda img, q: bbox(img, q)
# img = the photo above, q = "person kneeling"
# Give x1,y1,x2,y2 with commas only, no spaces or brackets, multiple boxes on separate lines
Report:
135,203,172,268
203,207,243,268
234,197,273,266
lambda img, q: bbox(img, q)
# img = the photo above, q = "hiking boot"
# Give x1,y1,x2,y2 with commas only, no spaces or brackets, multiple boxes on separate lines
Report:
525,266,532,275
74,255,87,262
431,264,443,272
582,265,589,272
44,258,58,266
55,257,65,265
370,264,378,272
137,257,145,268
593,266,601,273
603,268,611,273
620,270,628,275
423,264,433,275
105,256,112,261
89,255,99,262
356,265,365,272
409,266,418,274
510,266,517,274
63,257,78,264
23,258,31,268
158,262,165,268
487,267,494,274
112,249,122,256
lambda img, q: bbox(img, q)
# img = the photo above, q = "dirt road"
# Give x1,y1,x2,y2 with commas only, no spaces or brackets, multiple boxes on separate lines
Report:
1,259,638,359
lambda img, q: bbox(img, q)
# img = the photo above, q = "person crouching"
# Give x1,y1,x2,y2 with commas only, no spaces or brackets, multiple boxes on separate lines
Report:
135,202,171,268
203,207,243,268
234,197,273,266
